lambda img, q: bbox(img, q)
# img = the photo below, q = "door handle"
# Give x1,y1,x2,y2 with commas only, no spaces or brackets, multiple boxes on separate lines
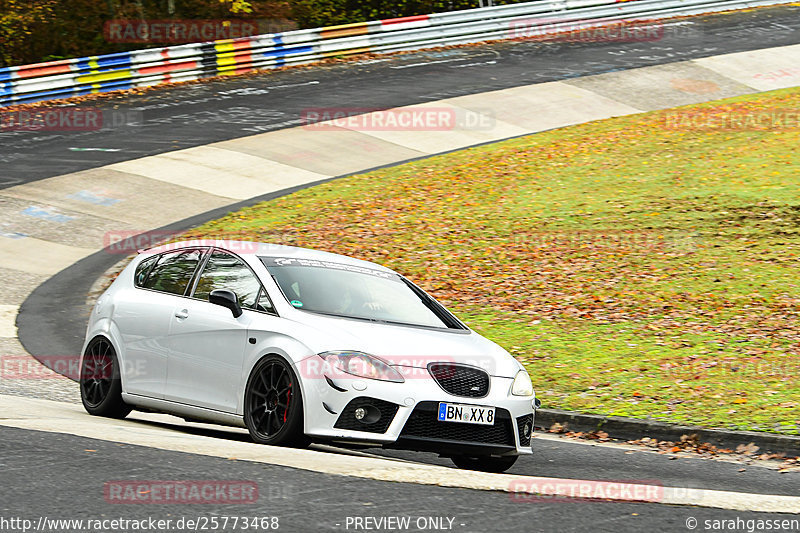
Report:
175,309,189,319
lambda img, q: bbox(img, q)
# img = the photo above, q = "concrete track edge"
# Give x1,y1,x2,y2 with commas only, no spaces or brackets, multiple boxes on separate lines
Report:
1,395,799,513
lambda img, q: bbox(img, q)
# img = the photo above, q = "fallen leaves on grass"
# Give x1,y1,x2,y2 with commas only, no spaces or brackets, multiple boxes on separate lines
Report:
181,87,800,433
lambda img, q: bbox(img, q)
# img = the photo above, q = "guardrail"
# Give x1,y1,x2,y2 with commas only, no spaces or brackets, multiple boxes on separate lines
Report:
0,0,793,106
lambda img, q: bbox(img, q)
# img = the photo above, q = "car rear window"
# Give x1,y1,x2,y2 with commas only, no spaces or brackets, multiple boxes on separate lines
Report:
134,255,158,288
141,248,205,296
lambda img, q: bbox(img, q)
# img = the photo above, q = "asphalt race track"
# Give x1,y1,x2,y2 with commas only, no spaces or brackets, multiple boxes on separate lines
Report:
1,6,800,187
2,5,800,532
4,426,797,532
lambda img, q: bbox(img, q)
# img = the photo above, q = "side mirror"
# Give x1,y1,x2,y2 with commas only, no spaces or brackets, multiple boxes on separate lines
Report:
209,289,243,318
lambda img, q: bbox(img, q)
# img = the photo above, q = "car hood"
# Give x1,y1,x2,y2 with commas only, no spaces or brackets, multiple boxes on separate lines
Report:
284,311,522,377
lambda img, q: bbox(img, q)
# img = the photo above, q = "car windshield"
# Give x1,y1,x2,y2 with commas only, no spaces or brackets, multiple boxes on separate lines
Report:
260,257,463,329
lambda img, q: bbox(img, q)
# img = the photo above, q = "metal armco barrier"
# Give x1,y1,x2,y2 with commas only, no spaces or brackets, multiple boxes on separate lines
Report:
0,0,793,106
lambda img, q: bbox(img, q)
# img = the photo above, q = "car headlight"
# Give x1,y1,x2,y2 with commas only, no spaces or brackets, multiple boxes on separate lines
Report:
319,351,404,383
511,370,534,396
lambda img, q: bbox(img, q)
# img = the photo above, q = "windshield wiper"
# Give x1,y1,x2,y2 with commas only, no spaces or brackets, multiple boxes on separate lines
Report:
303,309,445,329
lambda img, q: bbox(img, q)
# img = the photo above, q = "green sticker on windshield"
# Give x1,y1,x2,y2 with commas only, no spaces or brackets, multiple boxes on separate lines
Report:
290,300,303,308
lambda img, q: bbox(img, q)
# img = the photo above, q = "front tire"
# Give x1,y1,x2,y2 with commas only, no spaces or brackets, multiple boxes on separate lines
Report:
79,337,131,419
451,454,518,473
244,355,309,447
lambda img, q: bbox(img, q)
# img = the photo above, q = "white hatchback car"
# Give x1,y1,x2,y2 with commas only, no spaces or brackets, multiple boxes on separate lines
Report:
80,241,537,472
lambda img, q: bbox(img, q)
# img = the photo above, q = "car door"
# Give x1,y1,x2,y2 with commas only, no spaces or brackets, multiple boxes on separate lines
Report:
165,250,265,413
116,248,207,399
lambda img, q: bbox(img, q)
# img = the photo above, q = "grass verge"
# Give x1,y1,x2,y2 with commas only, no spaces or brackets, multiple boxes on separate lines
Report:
181,87,800,434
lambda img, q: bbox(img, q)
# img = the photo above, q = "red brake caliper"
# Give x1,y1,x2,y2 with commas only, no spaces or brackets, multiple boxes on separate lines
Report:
283,384,291,423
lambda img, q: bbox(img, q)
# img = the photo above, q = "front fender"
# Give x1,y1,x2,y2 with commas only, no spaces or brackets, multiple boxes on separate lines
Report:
238,332,316,419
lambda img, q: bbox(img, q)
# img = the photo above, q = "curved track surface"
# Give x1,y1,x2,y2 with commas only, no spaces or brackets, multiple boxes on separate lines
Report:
2,6,799,187
1,5,800,530
5,426,796,532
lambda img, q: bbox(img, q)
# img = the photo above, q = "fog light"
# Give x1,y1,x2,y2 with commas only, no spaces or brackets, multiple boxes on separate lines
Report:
352,404,381,424
523,423,531,438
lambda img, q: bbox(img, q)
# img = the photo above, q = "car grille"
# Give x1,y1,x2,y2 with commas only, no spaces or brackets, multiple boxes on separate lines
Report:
399,401,515,446
333,397,398,434
428,363,490,398
517,414,533,447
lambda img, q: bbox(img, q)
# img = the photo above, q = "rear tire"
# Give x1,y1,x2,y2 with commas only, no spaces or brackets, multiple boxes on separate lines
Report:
244,355,310,448
79,337,131,419
451,454,518,473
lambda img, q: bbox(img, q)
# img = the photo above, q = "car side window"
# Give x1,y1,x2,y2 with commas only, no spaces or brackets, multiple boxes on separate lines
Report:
134,255,158,288
142,248,205,296
192,251,263,310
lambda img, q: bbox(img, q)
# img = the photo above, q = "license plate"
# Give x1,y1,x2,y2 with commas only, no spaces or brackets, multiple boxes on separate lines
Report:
437,402,496,426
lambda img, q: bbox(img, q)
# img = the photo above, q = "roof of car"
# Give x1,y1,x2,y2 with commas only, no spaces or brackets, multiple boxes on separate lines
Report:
141,239,394,272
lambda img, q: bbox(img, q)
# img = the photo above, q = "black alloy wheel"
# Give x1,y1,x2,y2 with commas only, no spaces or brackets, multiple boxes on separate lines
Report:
79,337,131,418
244,355,309,447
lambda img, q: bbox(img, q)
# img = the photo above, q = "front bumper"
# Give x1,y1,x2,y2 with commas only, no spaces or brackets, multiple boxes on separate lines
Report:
302,368,535,456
